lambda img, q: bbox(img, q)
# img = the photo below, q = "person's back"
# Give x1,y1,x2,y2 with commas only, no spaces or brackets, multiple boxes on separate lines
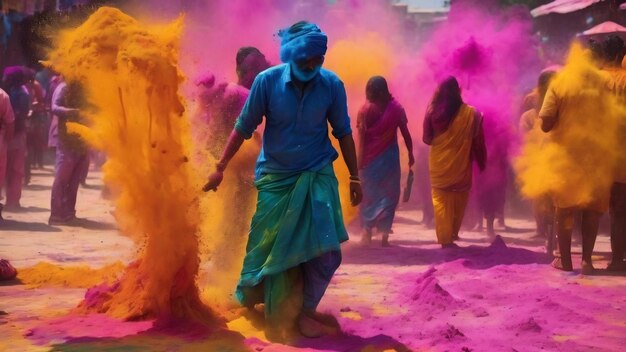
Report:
540,71,613,209
537,45,619,273
429,103,479,192
357,76,413,247
423,76,486,247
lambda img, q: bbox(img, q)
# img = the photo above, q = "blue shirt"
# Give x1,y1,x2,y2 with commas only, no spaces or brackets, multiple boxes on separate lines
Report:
235,63,352,179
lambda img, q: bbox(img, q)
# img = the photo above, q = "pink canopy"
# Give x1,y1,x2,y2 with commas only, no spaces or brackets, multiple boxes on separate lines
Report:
531,0,604,17
582,21,626,36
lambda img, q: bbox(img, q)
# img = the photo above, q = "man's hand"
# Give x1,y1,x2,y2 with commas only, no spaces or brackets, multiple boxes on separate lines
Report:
350,181,363,206
202,171,224,192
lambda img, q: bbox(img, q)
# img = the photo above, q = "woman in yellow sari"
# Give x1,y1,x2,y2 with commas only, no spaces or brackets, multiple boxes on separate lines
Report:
423,77,486,248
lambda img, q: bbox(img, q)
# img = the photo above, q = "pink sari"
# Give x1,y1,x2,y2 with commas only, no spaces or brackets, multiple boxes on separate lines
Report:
358,98,407,169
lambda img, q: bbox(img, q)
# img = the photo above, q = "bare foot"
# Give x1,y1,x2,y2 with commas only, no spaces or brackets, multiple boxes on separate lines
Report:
581,260,596,275
606,261,626,272
381,234,390,247
360,230,372,246
551,257,573,271
304,311,340,333
298,311,340,338
265,325,288,343
441,243,460,249
297,313,327,338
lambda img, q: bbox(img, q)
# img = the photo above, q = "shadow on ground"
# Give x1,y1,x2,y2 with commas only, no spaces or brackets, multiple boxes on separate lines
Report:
0,220,61,232
23,184,52,191
293,332,410,352
31,313,409,352
342,235,551,269
59,218,117,231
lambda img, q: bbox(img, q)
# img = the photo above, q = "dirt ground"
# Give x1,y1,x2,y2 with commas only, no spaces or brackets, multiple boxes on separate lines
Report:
1,167,625,352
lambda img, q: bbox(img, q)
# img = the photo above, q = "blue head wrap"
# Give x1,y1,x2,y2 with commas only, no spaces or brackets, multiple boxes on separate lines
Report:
279,22,328,63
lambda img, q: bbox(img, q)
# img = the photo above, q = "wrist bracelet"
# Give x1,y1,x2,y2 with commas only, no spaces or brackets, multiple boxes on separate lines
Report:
350,179,361,185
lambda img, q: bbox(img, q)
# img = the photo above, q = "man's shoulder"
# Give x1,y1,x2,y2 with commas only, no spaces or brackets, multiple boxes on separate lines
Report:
257,64,288,81
319,68,343,86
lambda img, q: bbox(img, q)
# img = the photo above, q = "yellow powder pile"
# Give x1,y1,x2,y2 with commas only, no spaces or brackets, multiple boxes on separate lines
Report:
18,262,125,288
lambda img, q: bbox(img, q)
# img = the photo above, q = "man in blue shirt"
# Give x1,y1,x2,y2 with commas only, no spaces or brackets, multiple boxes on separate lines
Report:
204,21,362,341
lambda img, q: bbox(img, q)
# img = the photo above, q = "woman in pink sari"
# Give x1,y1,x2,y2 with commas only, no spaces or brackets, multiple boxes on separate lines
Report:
358,76,414,246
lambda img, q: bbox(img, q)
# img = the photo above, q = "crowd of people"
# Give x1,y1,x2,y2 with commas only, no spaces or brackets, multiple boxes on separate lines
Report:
1,13,625,342
0,65,91,224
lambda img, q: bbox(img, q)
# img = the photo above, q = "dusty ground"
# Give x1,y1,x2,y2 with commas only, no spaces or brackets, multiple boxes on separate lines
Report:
1,168,625,351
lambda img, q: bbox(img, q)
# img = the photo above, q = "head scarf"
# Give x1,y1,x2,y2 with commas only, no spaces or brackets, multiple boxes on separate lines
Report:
278,22,327,63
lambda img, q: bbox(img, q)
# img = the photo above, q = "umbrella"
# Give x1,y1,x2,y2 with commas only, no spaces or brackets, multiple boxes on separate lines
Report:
582,21,626,36
531,0,604,18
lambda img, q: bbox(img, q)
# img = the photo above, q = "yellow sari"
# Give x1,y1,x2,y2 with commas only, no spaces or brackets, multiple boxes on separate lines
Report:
429,104,476,244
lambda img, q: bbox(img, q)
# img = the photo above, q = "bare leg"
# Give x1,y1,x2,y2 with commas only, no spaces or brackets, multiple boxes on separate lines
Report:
533,201,546,238
553,208,574,271
609,183,626,270
486,213,496,238
381,231,390,247
360,227,372,246
580,209,602,274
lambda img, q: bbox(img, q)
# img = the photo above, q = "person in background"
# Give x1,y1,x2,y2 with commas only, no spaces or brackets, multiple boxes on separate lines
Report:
423,76,487,248
0,85,15,221
357,75,414,247
24,68,47,175
539,50,611,274
602,35,626,271
519,69,557,246
3,66,29,210
48,79,90,225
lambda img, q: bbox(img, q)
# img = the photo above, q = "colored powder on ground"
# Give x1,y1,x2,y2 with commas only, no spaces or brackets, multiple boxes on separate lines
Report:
17,262,125,288
45,7,217,324
515,43,623,206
